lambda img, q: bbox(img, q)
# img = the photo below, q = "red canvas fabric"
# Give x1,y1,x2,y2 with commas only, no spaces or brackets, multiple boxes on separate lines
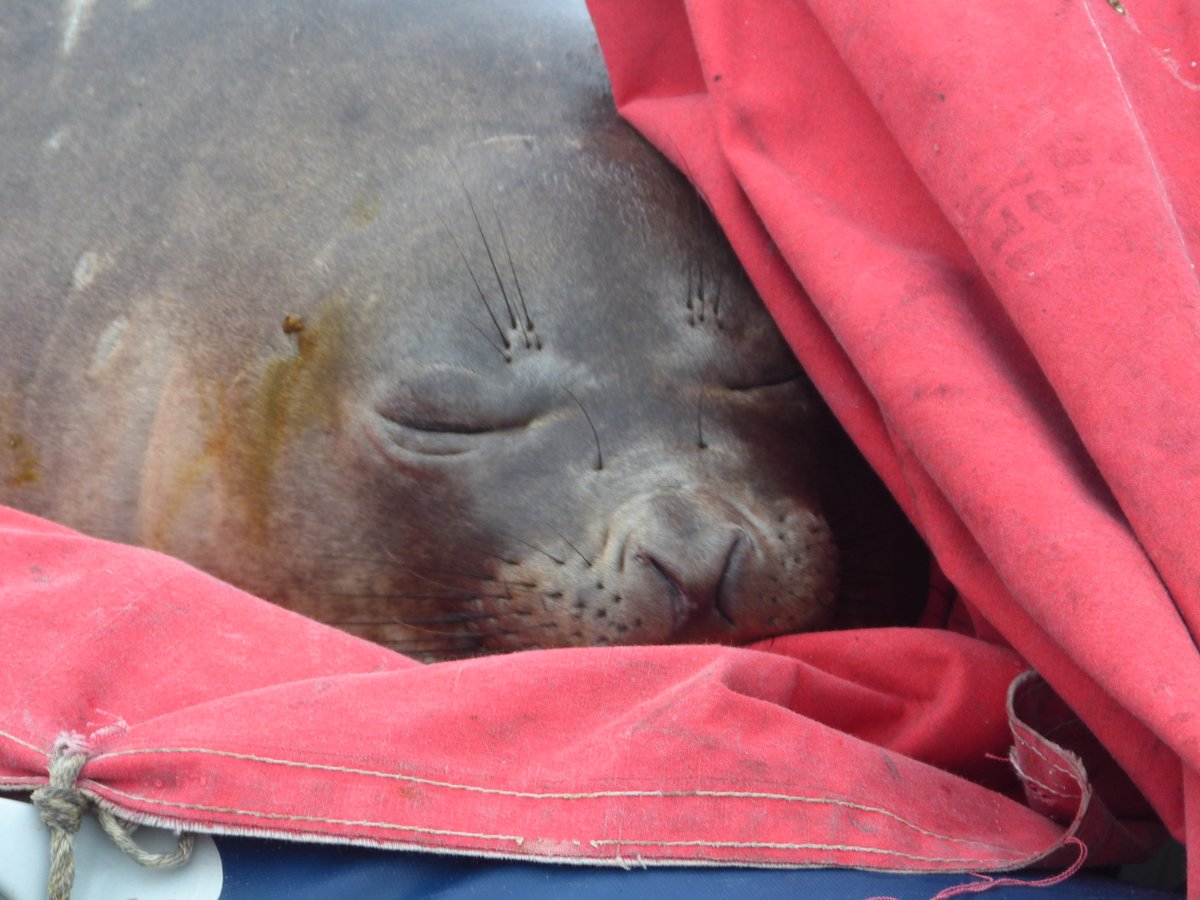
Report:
0,508,1152,872
585,0,1200,884
2,0,1196,886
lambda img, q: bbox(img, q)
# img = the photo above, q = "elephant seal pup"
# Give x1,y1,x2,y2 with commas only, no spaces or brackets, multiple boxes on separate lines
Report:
0,0,925,659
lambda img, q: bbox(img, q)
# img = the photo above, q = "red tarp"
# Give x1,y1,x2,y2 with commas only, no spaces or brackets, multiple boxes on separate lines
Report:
585,0,1200,881
2,0,1197,888
0,508,1148,871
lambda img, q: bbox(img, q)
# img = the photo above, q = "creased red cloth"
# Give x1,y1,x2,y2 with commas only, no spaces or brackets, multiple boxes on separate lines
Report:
0,507,1150,870
585,0,1200,884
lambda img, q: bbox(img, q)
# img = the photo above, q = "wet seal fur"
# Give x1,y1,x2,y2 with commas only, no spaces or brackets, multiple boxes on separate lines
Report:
0,0,926,660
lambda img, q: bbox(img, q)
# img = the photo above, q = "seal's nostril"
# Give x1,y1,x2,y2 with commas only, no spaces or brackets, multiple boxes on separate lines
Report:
643,554,695,629
632,522,746,633
712,530,743,627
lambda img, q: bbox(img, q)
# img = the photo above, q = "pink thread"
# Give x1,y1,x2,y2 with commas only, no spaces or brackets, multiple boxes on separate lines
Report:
862,836,1087,900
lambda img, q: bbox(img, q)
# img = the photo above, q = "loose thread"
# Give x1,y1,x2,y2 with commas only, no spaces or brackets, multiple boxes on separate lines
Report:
30,743,195,900
863,836,1088,900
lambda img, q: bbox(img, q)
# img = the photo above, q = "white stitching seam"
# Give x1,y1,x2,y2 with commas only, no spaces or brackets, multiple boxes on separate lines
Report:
92,784,1027,866
0,731,1039,859
91,744,1018,851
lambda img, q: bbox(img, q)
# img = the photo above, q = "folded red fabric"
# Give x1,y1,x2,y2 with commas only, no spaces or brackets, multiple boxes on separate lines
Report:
0,507,1147,869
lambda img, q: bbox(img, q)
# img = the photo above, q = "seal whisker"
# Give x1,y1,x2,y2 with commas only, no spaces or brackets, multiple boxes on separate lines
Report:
371,629,488,643
482,551,522,566
493,207,540,349
686,252,695,317
398,565,524,598
464,316,513,363
550,526,592,568
514,538,565,566
371,536,524,573
469,197,518,329
563,386,603,471
442,216,511,352
387,620,498,638
315,551,448,567
397,613,500,626
408,565,537,588
404,565,494,580
679,147,719,322
452,168,518,330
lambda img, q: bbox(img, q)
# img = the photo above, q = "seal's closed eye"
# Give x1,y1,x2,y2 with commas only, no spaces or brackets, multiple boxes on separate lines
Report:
370,367,549,461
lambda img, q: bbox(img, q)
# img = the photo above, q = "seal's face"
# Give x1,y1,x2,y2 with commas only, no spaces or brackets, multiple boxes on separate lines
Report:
349,143,839,656
133,137,916,660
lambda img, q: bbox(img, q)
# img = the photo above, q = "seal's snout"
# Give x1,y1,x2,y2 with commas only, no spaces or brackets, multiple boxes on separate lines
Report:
615,490,761,640
490,483,838,652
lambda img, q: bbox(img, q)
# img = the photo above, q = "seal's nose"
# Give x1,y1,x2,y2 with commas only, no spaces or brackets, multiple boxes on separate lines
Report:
616,491,752,638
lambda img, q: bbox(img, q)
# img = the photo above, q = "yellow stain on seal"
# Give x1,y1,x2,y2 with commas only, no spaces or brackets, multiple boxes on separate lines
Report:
2,432,39,487
143,292,360,551
212,294,355,544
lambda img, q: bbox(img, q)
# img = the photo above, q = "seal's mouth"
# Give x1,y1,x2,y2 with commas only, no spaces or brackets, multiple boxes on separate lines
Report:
457,488,842,655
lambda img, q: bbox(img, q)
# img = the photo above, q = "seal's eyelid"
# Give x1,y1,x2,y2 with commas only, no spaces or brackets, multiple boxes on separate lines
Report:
383,414,497,436
376,397,539,436
372,413,493,460
378,404,539,436
376,361,556,436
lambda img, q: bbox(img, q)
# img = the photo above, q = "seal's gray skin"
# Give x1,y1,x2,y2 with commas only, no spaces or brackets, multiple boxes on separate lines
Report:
0,0,925,659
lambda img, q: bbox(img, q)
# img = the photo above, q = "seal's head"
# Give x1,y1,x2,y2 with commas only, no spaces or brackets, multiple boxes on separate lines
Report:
0,0,926,659
355,144,845,655
139,137,924,659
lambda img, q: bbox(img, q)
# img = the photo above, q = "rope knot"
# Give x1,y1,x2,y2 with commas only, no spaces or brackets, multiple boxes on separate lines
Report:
34,740,194,900
35,747,90,900
32,783,88,835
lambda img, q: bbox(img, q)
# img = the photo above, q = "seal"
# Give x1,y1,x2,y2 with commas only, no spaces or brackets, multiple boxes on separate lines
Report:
0,0,926,659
